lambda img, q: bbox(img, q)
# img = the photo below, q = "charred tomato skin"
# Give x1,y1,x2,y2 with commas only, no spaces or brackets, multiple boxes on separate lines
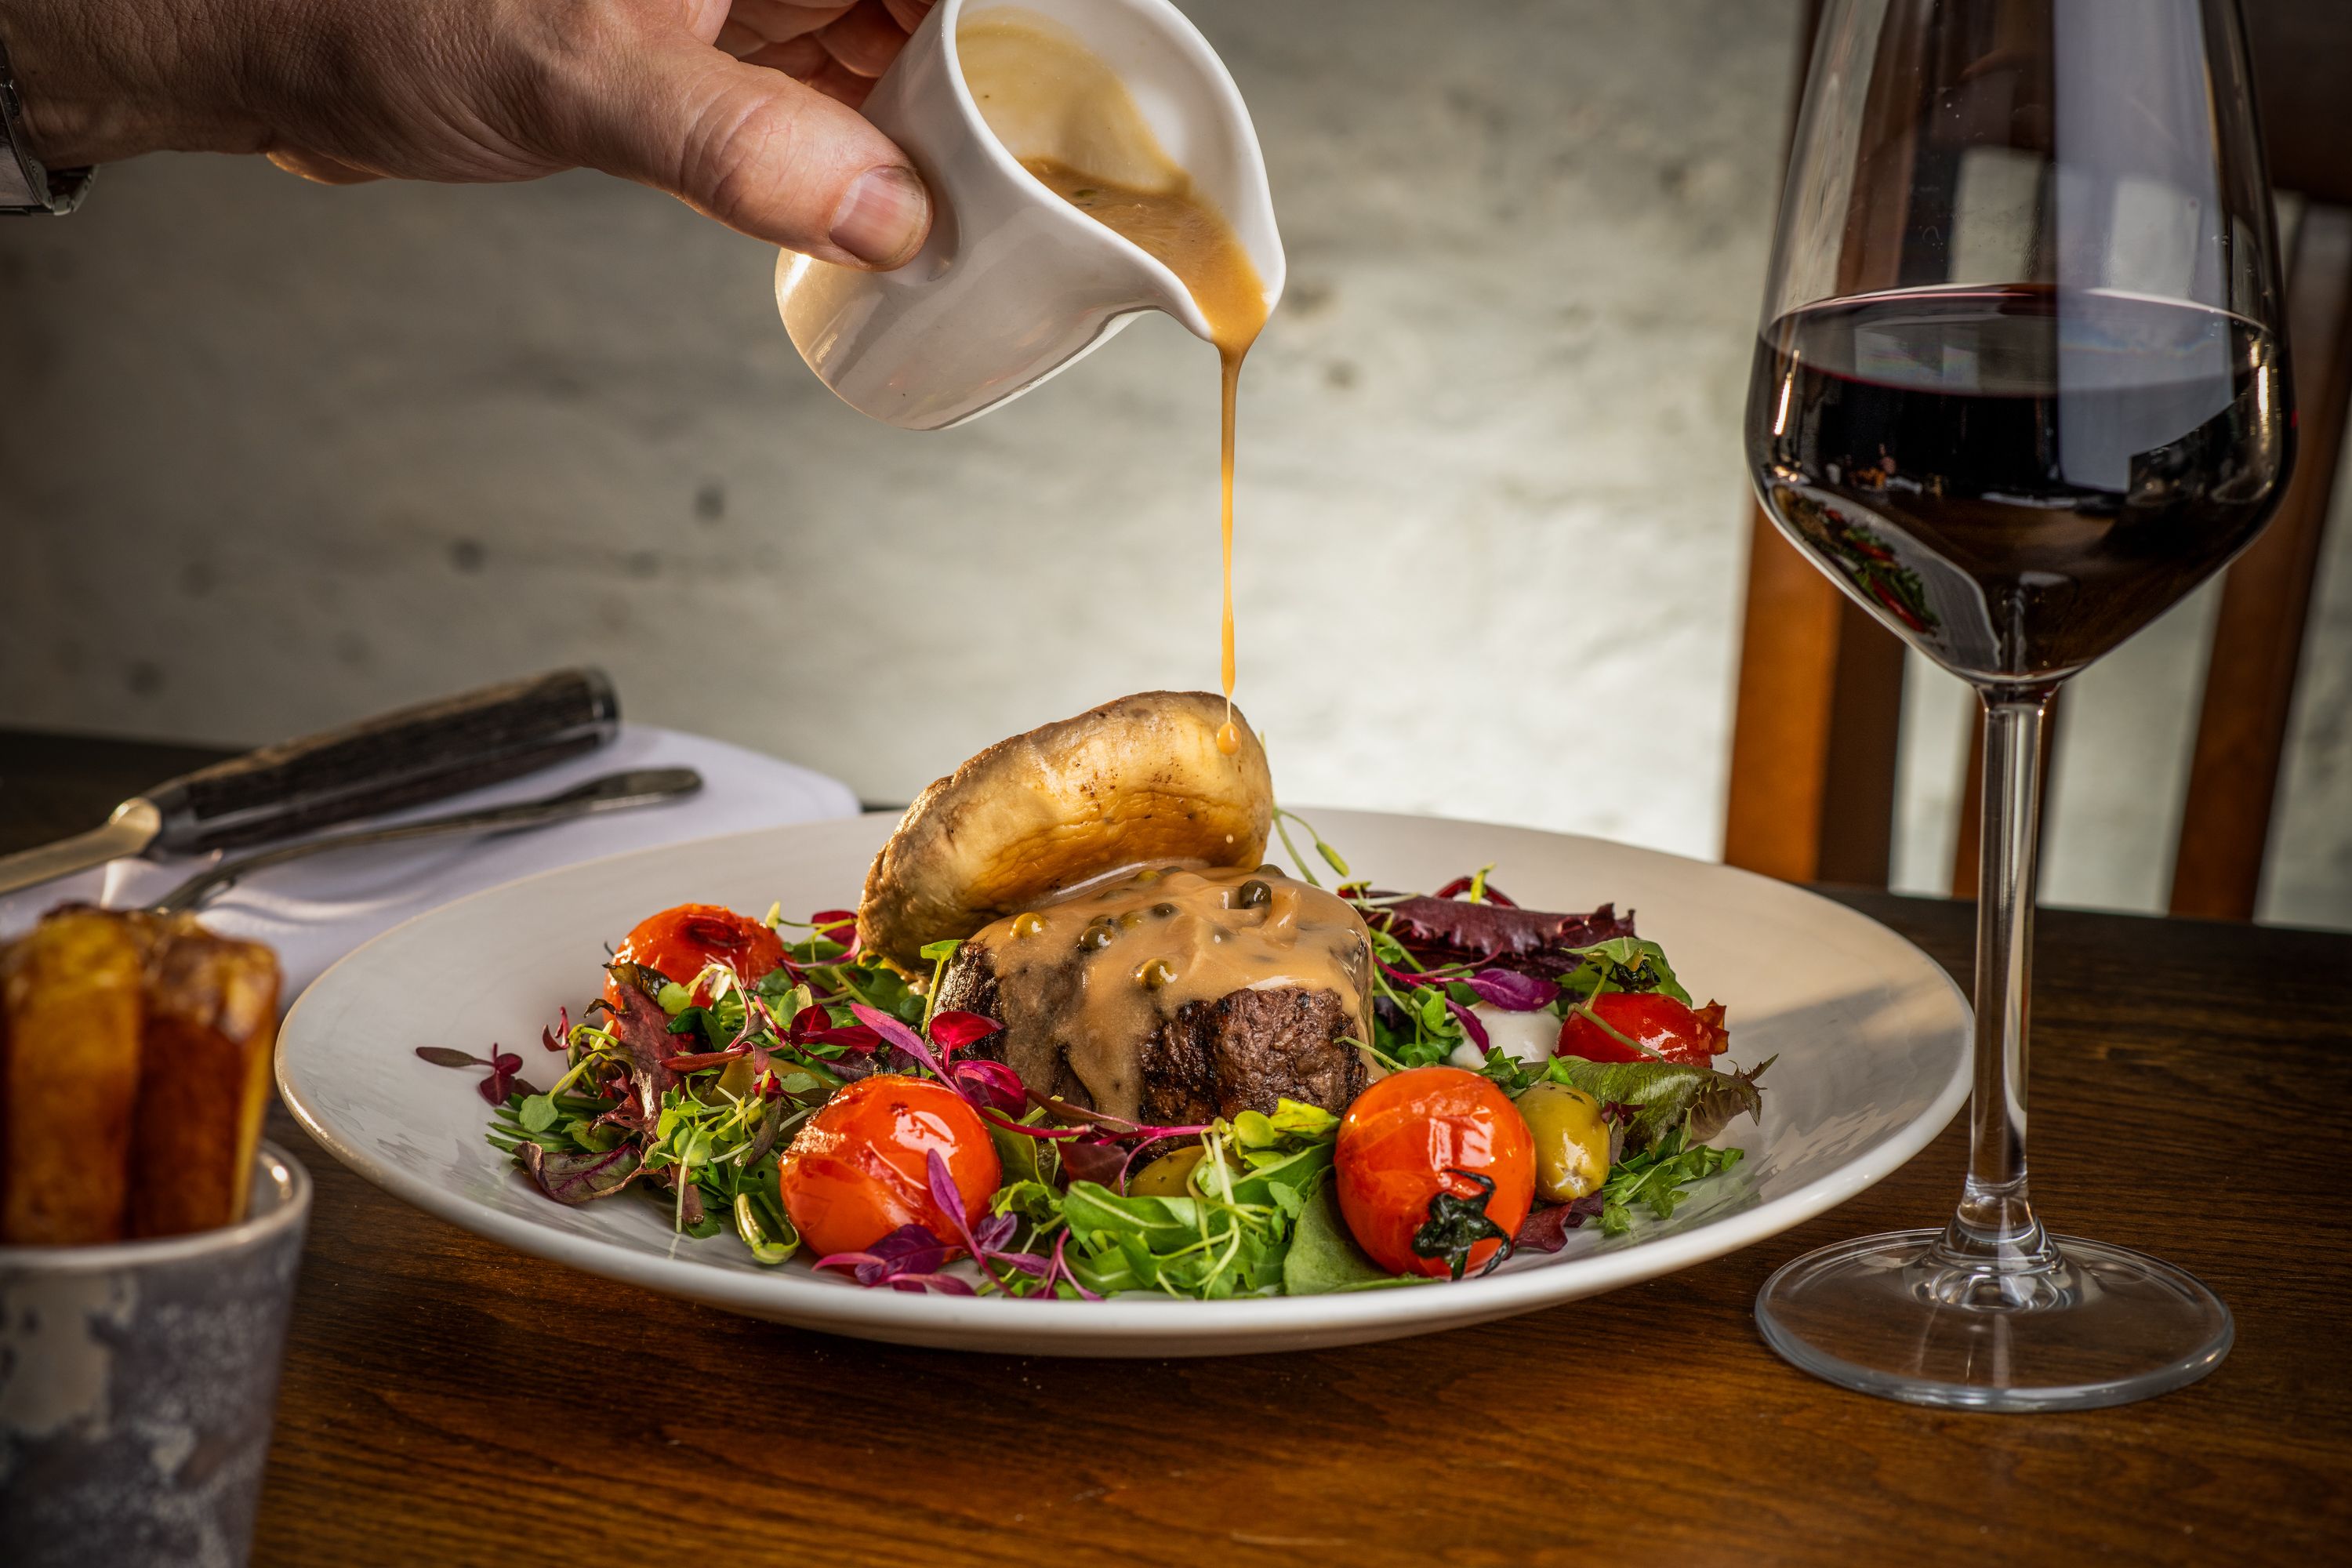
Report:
1334,1066,1535,1279
776,1075,1001,1258
605,902,787,1007
1555,993,1729,1066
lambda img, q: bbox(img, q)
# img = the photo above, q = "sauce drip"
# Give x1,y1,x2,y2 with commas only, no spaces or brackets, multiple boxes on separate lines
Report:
967,866,1372,1123
960,10,1268,756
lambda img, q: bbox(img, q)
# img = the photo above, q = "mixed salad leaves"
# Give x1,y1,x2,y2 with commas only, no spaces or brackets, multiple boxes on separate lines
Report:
424,825,1769,1299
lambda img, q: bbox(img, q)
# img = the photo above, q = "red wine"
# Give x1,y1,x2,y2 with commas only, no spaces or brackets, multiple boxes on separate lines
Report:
1746,286,2289,682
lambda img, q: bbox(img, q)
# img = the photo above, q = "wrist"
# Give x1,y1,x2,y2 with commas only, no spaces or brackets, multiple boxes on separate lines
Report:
2,0,265,165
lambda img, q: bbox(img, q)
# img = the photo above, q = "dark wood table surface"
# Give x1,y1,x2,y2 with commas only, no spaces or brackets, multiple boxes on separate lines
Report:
6,728,2350,1566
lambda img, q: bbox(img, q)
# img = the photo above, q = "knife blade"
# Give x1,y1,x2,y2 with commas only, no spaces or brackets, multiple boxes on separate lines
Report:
149,768,703,915
0,667,620,898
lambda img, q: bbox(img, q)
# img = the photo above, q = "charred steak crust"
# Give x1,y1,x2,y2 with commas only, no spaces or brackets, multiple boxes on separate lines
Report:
1149,986,1367,1124
935,943,1369,1123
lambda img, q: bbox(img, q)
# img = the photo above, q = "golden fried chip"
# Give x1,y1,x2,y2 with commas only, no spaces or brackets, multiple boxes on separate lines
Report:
129,920,281,1238
1,907,149,1245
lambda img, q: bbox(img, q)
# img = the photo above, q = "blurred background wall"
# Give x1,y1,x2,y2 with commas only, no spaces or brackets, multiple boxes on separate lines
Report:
2,0,2347,928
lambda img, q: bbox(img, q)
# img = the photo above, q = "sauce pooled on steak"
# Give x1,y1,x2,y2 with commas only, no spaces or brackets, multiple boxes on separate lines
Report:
942,866,1373,1123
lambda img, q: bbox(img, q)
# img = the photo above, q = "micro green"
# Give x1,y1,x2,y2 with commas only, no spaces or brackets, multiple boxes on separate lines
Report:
463,845,1758,1294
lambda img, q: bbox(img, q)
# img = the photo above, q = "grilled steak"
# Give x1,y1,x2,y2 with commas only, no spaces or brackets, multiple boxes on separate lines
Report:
935,938,1370,1124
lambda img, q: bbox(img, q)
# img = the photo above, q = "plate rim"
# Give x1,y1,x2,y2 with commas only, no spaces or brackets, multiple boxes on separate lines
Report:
276,808,1973,1345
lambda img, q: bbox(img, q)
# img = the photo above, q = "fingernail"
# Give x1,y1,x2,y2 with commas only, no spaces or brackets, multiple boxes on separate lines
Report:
830,166,931,268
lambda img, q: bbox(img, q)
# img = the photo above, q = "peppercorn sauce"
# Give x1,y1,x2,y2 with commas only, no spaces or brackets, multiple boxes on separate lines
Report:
964,866,1371,1123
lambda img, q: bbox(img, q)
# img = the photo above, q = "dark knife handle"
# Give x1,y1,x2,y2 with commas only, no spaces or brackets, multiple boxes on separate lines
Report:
143,668,621,853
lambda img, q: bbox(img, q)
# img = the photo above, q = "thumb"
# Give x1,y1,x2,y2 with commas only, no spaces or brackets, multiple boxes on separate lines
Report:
592,46,931,268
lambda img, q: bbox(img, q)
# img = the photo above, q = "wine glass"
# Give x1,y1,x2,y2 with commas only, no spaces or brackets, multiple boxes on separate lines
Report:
1744,0,2292,1410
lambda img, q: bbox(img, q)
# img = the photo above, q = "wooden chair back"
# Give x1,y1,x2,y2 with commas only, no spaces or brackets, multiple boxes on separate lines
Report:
1722,0,2352,919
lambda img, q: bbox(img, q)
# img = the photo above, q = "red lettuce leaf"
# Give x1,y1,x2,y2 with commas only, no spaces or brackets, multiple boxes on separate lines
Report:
815,1221,983,1296
601,966,681,1118
1465,968,1557,1011
816,1222,958,1285
1369,896,1638,978
789,1004,882,1054
661,1044,751,1072
950,1058,1028,1115
1432,875,1518,906
1446,998,1490,1051
519,1142,644,1203
929,1011,1004,1051
850,1004,943,1077
1515,1193,1606,1253
845,1005,1055,1122
922,1149,1098,1300
1058,1139,1131,1189
1018,1087,1208,1144
418,1044,539,1102
480,1049,532,1103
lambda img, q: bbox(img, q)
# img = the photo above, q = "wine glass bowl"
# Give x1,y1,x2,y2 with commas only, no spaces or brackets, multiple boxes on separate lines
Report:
1747,284,2291,683
1744,0,2291,1410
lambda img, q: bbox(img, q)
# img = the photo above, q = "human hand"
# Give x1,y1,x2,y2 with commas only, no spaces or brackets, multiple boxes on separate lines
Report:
3,0,936,266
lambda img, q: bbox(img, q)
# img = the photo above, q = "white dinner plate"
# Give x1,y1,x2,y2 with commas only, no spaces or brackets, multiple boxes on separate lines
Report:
277,810,1971,1356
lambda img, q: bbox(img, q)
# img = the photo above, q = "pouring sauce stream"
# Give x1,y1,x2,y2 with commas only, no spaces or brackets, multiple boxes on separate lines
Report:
961,11,1269,755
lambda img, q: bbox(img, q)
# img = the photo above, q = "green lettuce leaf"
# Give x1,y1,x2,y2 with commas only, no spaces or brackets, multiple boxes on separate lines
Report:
985,1104,1377,1299
1215,1142,1332,1217
1597,1129,1747,1236
1059,1181,1201,1249
986,1114,1053,1191
1544,1053,1771,1149
1230,1098,1339,1151
1283,1185,1423,1294
1556,938,1690,1006
1053,1147,1333,1299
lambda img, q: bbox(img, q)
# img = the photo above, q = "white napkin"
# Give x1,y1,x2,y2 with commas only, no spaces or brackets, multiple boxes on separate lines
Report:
0,725,862,1001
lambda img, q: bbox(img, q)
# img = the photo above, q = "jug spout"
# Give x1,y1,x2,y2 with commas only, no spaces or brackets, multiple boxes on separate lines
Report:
777,0,1284,430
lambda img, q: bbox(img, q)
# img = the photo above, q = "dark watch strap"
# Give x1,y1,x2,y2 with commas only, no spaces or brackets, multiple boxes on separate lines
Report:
0,36,93,214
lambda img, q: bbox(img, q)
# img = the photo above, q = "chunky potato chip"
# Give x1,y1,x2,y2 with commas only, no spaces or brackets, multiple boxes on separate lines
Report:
129,920,281,1238
1,907,148,1245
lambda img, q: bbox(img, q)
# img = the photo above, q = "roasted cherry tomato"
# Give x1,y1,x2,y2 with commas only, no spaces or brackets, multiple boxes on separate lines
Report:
605,902,786,1007
776,1075,1001,1258
1555,993,1728,1066
1335,1066,1535,1279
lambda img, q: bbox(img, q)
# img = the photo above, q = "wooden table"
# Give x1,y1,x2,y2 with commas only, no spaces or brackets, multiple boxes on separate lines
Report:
6,729,2349,1566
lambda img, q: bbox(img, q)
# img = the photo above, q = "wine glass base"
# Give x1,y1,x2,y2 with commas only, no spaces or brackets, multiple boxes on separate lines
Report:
1754,1230,2232,1412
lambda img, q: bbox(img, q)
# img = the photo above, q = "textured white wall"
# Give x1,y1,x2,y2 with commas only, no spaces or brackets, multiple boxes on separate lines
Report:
1,0,2345,927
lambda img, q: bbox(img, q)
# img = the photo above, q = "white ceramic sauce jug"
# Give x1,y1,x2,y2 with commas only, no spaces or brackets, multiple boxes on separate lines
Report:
776,0,1284,431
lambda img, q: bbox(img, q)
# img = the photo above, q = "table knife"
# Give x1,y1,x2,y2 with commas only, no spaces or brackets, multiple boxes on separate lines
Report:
0,667,619,897
148,767,702,915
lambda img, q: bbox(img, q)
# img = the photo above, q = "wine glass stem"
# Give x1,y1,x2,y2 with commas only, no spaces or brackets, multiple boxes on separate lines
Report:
1944,684,2061,1272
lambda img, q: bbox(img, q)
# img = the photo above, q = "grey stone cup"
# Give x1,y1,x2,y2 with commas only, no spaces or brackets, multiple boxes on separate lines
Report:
0,1142,311,1568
